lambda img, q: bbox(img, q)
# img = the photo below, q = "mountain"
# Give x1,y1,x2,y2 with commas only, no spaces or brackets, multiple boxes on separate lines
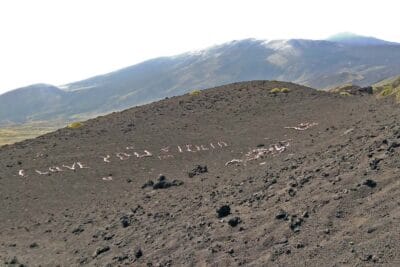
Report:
327,32,397,46
2,34,400,124
1,81,400,265
0,84,67,124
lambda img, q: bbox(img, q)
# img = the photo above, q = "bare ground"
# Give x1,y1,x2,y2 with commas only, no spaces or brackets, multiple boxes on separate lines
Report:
1,81,400,266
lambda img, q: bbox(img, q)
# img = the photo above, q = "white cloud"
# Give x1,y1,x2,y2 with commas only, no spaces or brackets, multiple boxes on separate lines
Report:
0,0,399,93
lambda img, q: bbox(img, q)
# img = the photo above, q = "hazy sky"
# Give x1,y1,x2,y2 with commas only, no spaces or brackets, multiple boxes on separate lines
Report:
0,0,399,94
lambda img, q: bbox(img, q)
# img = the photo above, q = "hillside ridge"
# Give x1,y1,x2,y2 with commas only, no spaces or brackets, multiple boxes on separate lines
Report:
1,81,400,265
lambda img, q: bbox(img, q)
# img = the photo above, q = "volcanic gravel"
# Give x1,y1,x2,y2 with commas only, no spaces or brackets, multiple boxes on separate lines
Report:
1,80,400,266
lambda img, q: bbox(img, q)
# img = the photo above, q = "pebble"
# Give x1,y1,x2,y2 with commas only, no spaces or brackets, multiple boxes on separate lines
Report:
228,217,241,227
216,205,231,218
93,246,110,258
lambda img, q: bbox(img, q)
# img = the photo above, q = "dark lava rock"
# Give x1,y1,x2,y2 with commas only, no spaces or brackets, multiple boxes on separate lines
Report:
227,248,235,254
188,165,208,178
275,209,288,220
4,256,19,265
358,86,373,95
360,254,374,262
153,179,183,189
142,175,184,190
289,216,303,232
72,225,84,234
121,215,131,228
287,188,296,197
93,246,110,258
29,242,39,248
362,179,377,188
228,217,241,227
113,254,129,262
369,159,382,170
387,140,400,151
335,210,345,218
216,205,231,218
158,175,166,182
134,248,143,259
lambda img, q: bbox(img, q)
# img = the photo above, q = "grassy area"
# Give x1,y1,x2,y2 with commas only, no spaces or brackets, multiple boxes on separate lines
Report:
0,123,62,146
373,76,400,102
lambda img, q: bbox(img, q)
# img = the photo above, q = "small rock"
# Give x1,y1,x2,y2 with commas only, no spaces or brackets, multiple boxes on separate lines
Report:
362,179,377,188
216,205,231,218
369,159,381,170
288,184,297,195
72,225,84,235
120,215,131,228
188,165,208,178
4,256,19,264
228,217,241,227
387,140,400,151
289,216,303,232
153,179,183,189
29,242,39,248
113,254,129,262
143,175,184,190
93,246,110,258
360,254,373,262
335,210,344,218
275,209,288,220
134,248,143,259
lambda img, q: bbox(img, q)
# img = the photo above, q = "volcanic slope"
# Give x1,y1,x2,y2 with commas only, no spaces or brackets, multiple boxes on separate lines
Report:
1,81,400,266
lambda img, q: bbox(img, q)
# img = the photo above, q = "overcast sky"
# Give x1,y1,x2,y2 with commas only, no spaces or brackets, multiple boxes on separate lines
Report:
0,0,399,94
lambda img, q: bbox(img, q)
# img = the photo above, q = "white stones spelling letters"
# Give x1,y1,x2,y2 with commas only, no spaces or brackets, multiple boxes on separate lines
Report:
18,141,229,177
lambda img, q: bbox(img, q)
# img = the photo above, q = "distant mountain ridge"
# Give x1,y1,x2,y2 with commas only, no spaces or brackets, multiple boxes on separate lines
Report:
327,32,399,46
1,33,400,124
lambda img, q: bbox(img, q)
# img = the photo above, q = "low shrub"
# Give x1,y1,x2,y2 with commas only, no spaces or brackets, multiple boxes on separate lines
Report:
270,88,290,93
189,90,201,96
339,91,351,96
379,86,394,97
67,122,83,129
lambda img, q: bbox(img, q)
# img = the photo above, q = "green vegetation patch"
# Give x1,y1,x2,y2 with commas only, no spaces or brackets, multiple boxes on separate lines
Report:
373,76,400,102
189,90,201,96
67,122,83,129
339,91,352,96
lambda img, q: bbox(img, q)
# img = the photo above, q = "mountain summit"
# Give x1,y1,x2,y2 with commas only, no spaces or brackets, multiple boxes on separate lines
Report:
326,32,397,46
